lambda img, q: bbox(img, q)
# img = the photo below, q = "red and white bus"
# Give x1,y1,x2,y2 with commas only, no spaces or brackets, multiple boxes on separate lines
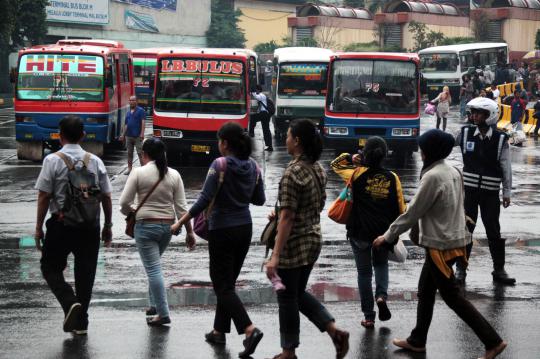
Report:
323,52,421,157
14,39,133,160
153,48,256,158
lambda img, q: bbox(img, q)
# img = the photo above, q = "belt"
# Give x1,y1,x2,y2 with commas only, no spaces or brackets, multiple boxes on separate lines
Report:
137,219,174,224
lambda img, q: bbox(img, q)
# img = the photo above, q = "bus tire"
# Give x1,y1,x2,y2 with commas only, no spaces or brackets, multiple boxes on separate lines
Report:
17,141,43,162
81,141,104,157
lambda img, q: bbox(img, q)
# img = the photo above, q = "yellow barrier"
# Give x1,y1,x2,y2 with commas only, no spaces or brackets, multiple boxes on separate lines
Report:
487,81,524,98
497,105,537,135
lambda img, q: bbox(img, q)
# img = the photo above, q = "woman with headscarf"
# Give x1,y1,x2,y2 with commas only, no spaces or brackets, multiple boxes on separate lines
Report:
373,129,507,359
431,86,451,131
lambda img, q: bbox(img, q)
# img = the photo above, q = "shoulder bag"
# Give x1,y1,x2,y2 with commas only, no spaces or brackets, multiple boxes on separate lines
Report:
125,178,162,238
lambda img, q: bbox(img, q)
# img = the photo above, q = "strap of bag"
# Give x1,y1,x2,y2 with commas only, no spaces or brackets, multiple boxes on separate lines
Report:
204,157,227,218
257,99,269,112
134,178,162,215
55,152,75,171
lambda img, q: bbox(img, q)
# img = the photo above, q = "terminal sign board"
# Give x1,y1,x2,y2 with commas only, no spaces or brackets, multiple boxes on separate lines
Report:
46,0,109,25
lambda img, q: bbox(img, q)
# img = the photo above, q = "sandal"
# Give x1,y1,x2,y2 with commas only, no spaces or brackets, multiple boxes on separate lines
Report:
361,319,375,328
331,328,350,359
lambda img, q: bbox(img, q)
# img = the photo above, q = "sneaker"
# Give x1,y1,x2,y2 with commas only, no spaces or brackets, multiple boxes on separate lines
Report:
492,270,516,285
146,316,171,326
145,307,157,316
376,297,391,321
205,330,226,345
63,303,82,333
264,146,274,152
73,327,88,335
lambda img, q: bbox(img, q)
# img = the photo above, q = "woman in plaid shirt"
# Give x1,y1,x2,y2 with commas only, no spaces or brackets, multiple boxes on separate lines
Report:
265,119,349,359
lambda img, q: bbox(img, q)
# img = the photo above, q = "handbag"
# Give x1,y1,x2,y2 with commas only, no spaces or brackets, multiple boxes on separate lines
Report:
193,157,228,240
328,168,361,224
125,178,162,238
424,102,437,116
388,238,408,263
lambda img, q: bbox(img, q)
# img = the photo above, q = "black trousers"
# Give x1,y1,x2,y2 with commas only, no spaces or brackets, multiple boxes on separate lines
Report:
249,112,272,147
208,224,253,334
277,264,334,349
462,188,506,271
408,253,502,350
40,217,100,324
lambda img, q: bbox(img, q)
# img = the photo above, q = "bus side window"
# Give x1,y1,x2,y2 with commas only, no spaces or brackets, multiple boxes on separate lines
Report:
106,56,116,99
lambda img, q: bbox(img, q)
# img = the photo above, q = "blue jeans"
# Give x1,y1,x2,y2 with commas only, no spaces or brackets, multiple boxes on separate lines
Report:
350,239,389,321
134,222,172,318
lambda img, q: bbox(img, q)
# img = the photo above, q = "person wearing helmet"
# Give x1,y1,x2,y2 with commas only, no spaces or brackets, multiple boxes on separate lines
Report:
330,137,406,329
455,97,515,285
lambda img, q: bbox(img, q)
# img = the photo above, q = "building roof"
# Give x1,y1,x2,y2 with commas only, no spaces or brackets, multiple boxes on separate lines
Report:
296,4,373,20
481,0,540,8
384,1,461,16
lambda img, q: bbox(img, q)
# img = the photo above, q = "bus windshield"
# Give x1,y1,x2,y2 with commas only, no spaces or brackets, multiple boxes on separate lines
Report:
328,60,418,115
134,56,157,89
155,58,247,115
17,54,104,102
420,53,458,73
278,62,328,97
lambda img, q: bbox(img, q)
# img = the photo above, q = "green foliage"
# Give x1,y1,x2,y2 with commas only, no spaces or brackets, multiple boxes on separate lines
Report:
0,0,47,51
535,29,540,50
343,41,378,52
343,0,365,7
472,13,490,42
253,40,280,54
206,0,246,48
438,37,476,46
367,0,393,13
408,21,444,52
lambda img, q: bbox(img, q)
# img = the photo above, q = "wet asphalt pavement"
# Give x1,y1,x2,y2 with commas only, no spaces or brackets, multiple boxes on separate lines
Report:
0,105,539,358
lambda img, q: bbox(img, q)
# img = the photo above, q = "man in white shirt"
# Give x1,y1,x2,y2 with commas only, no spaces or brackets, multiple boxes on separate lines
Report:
35,115,113,335
490,84,500,100
249,85,273,151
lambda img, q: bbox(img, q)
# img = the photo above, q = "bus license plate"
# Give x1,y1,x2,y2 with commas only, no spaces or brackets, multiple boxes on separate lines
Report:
191,145,210,153
429,86,438,90
138,99,148,105
50,133,60,140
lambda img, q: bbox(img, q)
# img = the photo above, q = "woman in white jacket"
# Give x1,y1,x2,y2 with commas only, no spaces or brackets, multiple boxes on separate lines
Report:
373,129,506,359
431,86,451,131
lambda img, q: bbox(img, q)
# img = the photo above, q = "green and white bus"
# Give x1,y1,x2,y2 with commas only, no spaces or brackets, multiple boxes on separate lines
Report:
272,47,333,138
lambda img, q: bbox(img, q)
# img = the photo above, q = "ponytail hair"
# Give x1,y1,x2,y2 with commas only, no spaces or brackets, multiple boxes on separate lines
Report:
142,137,168,179
217,122,252,160
289,119,323,163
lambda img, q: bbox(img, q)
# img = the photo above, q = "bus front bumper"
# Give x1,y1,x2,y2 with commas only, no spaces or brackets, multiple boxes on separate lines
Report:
16,121,110,143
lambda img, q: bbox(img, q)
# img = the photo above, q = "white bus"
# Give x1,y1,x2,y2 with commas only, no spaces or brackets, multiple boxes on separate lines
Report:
272,47,333,139
419,42,508,101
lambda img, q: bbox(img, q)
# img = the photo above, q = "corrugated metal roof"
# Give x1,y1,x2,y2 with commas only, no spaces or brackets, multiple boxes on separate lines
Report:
384,1,461,15
296,4,373,20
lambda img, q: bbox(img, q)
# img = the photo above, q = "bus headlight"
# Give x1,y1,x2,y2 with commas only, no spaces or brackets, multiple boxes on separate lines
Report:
326,127,348,135
153,129,162,137
392,128,412,136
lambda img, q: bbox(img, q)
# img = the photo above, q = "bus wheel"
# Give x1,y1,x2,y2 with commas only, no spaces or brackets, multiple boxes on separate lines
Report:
17,141,43,162
81,142,104,157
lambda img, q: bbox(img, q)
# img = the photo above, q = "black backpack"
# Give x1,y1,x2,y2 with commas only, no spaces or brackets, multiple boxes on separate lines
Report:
259,97,275,117
55,152,102,228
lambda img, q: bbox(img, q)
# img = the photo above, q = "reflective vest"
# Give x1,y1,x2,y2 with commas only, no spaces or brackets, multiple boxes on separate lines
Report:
459,125,507,192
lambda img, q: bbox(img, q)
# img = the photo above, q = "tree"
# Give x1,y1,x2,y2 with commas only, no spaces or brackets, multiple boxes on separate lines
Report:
0,0,48,92
472,12,490,42
438,36,476,46
253,40,280,54
367,0,393,13
206,0,246,48
343,0,365,7
408,21,444,52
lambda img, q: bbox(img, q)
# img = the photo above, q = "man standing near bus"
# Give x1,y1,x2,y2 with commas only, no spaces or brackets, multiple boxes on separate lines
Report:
250,85,273,151
455,97,515,286
120,96,146,175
